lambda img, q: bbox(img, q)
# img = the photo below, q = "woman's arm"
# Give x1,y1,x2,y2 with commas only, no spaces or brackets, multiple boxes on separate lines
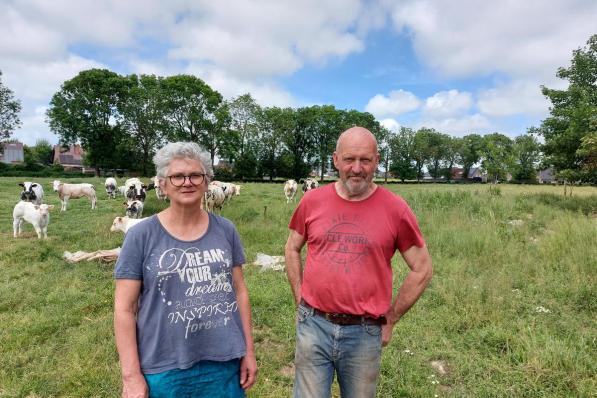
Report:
232,266,258,390
114,279,148,398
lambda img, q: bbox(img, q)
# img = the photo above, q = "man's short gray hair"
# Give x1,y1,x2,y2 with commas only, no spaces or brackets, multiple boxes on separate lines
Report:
153,142,213,180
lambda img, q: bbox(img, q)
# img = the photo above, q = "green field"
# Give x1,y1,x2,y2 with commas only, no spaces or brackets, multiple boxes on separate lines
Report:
1,177,596,397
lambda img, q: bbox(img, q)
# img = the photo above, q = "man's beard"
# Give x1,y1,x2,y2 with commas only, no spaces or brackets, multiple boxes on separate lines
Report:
343,175,370,197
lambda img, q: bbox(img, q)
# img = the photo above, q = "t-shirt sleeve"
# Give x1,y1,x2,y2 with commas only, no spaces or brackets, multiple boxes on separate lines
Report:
230,225,246,267
396,205,426,253
114,227,145,279
288,197,307,237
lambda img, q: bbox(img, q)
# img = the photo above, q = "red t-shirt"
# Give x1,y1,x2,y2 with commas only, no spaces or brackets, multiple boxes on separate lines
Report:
289,183,425,317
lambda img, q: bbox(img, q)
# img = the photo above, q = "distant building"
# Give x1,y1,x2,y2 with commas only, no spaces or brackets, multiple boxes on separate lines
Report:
468,167,488,182
537,168,556,184
451,167,464,180
52,144,85,171
0,141,24,164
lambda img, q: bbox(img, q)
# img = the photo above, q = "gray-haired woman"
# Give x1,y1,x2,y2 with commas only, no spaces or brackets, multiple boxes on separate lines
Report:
114,142,257,397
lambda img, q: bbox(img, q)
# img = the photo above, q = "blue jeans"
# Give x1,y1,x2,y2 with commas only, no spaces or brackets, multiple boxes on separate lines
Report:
144,359,245,398
293,303,382,398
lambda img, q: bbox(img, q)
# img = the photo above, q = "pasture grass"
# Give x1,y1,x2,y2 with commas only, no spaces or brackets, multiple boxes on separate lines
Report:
0,177,596,397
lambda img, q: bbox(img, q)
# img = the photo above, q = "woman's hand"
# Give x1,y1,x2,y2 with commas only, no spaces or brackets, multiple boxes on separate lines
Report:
240,352,258,390
122,373,148,398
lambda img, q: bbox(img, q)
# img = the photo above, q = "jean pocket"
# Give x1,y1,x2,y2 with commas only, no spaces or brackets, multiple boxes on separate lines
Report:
364,323,382,336
296,304,311,323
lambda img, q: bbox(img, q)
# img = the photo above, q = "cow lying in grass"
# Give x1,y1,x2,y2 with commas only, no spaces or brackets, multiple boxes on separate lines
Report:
13,201,54,239
52,180,97,211
110,216,147,233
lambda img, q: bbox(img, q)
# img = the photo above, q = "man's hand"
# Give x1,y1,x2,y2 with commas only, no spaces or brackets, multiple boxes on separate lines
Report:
240,352,258,390
121,373,148,398
381,322,395,347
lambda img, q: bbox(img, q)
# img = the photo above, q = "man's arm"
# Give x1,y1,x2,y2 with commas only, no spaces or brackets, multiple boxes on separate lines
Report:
284,229,306,306
382,245,433,346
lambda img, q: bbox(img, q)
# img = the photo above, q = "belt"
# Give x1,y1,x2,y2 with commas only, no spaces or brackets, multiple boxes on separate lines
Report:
300,299,386,326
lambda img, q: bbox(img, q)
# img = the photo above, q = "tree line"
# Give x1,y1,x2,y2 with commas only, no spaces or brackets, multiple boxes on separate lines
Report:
1,34,595,184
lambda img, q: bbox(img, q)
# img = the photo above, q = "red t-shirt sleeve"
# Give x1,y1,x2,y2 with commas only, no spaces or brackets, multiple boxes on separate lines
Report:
289,198,307,237
395,205,425,253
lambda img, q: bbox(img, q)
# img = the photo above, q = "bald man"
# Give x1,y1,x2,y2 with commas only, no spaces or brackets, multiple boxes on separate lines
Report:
284,126,433,397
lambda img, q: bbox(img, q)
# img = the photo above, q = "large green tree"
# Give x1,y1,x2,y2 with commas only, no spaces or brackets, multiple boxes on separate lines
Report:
540,34,597,184
480,133,514,183
119,74,167,176
0,70,22,145
161,75,223,152
458,134,485,180
47,69,129,174
389,127,417,182
511,132,542,182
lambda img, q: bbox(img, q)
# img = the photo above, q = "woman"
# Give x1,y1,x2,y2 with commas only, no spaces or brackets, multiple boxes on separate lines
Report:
114,142,257,398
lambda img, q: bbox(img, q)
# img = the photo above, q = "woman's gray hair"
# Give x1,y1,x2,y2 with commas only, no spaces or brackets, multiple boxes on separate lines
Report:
153,142,213,180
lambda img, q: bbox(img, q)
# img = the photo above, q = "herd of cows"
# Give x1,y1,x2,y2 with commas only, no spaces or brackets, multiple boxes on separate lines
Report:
11,176,321,240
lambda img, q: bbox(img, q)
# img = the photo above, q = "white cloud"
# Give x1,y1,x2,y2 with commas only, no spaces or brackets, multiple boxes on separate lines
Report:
478,80,551,117
388,0,597,79
416,114,491,137
423,90,472,118
380,118,401,132
365,90,421,118
13,106,58,146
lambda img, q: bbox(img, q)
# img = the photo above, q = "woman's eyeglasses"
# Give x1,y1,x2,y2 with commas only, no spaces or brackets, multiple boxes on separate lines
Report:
167,173,206,187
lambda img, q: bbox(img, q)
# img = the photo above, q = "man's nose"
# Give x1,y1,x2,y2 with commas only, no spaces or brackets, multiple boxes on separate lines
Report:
351,161,363,173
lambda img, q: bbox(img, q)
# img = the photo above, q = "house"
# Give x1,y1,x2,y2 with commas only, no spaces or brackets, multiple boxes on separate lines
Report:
0,141,24,164
537,168,556,184
52,144,85,171
451,167,464,180
468,167,488,182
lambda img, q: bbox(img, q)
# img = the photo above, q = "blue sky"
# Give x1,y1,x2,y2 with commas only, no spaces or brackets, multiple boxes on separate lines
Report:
1,0,596,146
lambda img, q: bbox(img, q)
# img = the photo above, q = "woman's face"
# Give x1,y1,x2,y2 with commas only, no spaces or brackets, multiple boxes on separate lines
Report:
162,158,208,208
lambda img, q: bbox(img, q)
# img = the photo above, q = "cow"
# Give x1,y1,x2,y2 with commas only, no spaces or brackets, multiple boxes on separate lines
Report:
147,176,167,200
284,179,298,203
105,177,117,199
124,177,147,202
13,201,54,239
19,182,44,205
301,178,319,192
203,185,226,213
124,199,144,219
52,180,97,211
110,216,147,233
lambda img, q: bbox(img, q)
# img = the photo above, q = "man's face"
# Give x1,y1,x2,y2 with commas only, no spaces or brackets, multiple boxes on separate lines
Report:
333,135,379,198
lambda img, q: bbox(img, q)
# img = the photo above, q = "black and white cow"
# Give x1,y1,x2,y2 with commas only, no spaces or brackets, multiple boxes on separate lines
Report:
19,181,44,205
300,178,319,193
124,178,147,202
104,177,117,199
124,199,144,219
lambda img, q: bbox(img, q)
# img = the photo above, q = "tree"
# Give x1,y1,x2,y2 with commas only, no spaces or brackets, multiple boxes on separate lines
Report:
228,93,261,160
282,107,314,180
161,75,223,157
539,34,597,186
412,128,435,181
423,130,449,179
302,105,343,181
47,69,129,175
0,70,22,145
511,132,542,182
458,134,484,180
480,133,514,183
441,136,461,181
257,106,294,180
119,74,167,176
389,127,417,182
576,131,597,183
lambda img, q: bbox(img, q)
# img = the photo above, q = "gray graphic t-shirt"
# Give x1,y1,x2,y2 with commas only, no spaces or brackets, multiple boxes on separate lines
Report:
114,213,247,374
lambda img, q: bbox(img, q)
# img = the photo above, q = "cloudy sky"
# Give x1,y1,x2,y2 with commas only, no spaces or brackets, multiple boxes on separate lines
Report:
1,0,596,145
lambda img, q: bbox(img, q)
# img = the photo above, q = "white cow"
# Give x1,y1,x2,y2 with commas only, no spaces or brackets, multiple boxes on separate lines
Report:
203,185,226,213
301,178,319,192
124,177,147,202
13,201,54,239
105,177,117,199
124,199,144,219
19,181,44,205
52,180,97,211
149,176,167,200
284,179,298,203
110,216,147,233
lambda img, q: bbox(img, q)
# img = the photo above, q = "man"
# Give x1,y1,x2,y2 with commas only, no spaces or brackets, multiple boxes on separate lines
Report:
284,126,433,397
